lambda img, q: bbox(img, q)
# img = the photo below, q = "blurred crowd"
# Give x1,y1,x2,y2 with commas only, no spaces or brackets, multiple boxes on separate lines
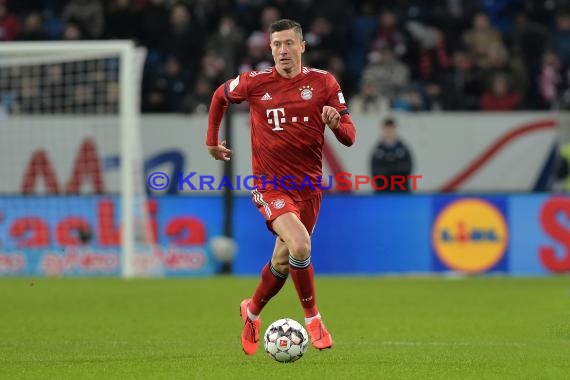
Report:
3,0,570,114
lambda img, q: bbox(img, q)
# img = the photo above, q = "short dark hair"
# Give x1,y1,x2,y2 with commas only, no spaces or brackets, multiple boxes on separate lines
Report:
383,117,396,127
269,19,303,40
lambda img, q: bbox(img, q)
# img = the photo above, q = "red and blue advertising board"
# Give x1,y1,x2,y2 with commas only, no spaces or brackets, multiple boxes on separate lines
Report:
0,194,568,276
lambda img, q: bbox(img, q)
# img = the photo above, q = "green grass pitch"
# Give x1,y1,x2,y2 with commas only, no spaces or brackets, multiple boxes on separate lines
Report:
1,276,569,379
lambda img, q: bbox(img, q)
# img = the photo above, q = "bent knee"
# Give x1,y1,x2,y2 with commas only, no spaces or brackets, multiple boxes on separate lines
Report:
287,239,311,261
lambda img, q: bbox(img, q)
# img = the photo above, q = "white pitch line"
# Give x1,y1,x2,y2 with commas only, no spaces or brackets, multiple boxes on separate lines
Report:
377,341,528,348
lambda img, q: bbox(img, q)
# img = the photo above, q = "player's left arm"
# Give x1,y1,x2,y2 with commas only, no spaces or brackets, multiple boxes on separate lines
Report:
323,74,356,147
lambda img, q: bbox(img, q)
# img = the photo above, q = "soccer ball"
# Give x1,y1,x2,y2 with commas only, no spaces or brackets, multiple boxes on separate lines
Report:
263,318,309,363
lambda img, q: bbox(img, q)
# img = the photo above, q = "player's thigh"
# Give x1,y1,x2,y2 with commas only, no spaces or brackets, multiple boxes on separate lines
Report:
299,192,322,235
272,212,311,260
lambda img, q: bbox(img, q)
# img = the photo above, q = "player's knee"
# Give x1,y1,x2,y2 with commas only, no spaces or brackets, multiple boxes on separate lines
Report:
287,238,311,261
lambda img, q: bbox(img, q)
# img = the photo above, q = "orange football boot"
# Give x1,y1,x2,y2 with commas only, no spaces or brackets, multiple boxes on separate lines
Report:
239,299,261,355
306,318,333,350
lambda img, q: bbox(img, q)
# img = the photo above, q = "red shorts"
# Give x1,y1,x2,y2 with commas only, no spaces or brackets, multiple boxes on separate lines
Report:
251,190,322,236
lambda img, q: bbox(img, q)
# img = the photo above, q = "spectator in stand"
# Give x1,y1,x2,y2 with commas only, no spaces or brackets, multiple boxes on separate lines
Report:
508,11,549,70
360,47,410,106
16,11,49,41
423,82,444,110
392,84,428,112
14,76,42,114
234,5,282,80
70,83,96,113
0,0,20,41
207,16,246,76
238,6,281,73
105,81,119,114
549,10,570,69
42,64,65,111
430,0,481,52
258,6,281,45
137,0,170,51
557,68,570,110
304,16,339,69
62,0,105,39
480,74,521,111
438,50,485,110
369,9,410,61
480,44,528,102
163,2,205,74
405,20,451,82
461,11,505,69
479,0,525,33
6,0,570,114
104,0,139,40
238,31,273,73
326,54,355,101
200,50,226,88
346,1,379,86
535,50,563,110
349,81,383,114
62,20,85,40
4,0,52,15
509,10,549,108
142,55,190,113
270,0,316,32
183,76,213,114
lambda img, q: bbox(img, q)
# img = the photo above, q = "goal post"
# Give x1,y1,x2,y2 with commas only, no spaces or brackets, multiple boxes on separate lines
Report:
0,40,152,278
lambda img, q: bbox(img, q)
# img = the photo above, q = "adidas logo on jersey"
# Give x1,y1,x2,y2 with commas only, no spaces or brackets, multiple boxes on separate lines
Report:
261,92,272,101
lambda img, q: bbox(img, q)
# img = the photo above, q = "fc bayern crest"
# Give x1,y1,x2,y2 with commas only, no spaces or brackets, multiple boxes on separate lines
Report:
272,199,286,209
299,85,313,100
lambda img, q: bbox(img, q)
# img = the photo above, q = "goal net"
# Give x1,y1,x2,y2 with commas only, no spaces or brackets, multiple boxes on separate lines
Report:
0,41,159,278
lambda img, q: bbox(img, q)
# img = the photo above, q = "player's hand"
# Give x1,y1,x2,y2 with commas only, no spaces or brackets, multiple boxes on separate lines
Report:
206,140,232,161
322,106,340,130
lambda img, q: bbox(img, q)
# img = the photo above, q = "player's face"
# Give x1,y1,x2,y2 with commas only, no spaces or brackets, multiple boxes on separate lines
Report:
270,29,305,76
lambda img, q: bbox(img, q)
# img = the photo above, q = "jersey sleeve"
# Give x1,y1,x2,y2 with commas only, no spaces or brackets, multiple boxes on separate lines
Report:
223,72,250,104
325,73,349,116
206,72,252,146
325,72,355,146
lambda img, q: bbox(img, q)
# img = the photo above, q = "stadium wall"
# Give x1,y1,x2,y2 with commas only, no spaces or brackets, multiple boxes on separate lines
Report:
0,194,568,276
1,112,568,277
1,112,561,194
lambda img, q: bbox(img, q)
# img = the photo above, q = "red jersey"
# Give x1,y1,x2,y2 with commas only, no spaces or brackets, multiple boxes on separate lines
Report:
207,66,355,200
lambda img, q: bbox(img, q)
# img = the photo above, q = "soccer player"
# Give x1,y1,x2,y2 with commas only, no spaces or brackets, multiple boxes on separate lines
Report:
205,19,356,355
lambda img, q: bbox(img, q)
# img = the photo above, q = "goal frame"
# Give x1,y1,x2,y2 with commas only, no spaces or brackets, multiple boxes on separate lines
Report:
0,40,140,278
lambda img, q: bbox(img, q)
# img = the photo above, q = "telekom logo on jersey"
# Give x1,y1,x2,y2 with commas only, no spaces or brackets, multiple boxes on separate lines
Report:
266,108,310,131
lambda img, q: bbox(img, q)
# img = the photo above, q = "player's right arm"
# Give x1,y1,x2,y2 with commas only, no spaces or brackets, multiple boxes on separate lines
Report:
206,73,249,161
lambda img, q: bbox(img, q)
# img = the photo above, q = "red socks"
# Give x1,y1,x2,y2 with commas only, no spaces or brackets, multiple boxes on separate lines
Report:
248,256,319,319
289,255,319,318
249,262,287,315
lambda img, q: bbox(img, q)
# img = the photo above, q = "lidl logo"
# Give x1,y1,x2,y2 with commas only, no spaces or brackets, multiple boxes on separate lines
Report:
432,198,508,273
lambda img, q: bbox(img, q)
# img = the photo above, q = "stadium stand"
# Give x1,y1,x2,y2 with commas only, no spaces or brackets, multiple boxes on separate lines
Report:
2,0,570,113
